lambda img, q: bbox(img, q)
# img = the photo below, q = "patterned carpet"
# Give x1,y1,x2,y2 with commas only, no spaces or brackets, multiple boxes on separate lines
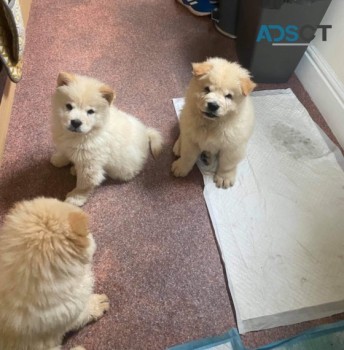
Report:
0,1,343,349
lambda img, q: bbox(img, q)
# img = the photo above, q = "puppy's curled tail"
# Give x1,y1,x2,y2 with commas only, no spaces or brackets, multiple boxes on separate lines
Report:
147,128,163,159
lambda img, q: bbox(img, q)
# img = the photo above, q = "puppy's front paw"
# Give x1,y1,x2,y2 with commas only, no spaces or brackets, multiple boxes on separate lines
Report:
214,172,236,189
66,190,88,207
171,159,189,177
89,294,110,320
70,347,86,350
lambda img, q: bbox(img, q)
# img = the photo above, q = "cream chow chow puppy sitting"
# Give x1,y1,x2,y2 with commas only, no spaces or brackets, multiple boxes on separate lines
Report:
51,72,163,206
0,197,109,350
172,57,256,188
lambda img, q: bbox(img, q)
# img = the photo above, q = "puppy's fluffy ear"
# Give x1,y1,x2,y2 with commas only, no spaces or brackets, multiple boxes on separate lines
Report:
192,62,212,77
57,72,75,87
240,77,256,96
100,85,115,104
68,211,89,247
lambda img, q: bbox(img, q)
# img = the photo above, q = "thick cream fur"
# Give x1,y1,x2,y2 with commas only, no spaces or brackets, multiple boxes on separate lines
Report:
0,198,109,350
51,73,163,206
172,57,256,188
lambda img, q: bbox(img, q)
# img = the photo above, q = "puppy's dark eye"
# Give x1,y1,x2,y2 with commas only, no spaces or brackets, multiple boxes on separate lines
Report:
225,93,233,99
204,86,210,94
87,109,95,115
66,103,73,111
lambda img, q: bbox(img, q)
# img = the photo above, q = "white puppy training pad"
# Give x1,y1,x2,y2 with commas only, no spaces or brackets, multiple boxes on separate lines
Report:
172,89,344,334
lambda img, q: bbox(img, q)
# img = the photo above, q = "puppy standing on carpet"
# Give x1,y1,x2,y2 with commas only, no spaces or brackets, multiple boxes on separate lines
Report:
172,57,256,188
0,198,109,350
51,72,163,206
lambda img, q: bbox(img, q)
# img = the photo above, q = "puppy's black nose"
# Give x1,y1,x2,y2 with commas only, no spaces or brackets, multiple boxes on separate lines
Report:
71,119,82,128
207,102,219,112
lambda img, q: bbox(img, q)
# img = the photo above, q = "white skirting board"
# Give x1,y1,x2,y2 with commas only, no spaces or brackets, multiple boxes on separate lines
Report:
295,45,344,148
173,89,344,333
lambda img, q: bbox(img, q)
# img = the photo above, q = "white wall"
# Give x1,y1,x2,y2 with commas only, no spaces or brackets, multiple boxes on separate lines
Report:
295,0,344,147
312,0,344,84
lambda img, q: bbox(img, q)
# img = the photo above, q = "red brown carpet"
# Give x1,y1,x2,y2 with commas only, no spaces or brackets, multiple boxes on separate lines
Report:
0,1,343,349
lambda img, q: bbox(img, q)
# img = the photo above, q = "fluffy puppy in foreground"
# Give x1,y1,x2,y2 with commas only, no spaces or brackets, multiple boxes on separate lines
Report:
172,57,256,188
0,198,109,350
51,72,163,206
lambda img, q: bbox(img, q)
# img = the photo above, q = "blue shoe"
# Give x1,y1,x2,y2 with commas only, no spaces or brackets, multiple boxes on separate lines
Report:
177,0,218,16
